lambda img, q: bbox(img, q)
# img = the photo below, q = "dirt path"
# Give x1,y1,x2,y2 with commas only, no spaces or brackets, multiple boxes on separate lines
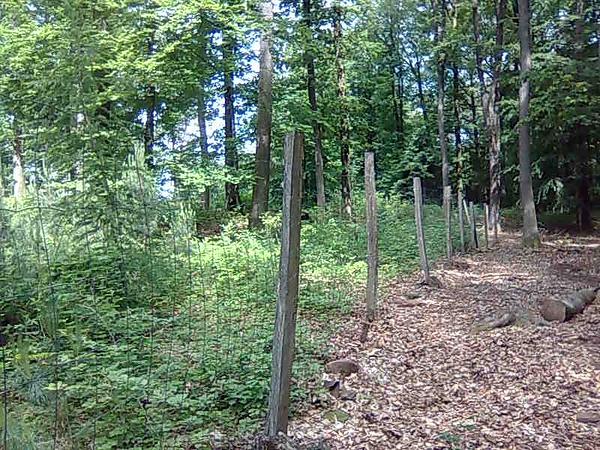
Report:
289,233,600,449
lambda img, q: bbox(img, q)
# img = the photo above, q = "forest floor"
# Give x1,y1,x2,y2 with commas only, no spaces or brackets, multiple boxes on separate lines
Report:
287,231,600,449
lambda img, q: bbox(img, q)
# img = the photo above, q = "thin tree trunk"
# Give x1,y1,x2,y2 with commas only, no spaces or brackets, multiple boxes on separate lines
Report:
144,85,156,169
415,55,428,123
574,0,592,231
12,123,25,200
250,0,274,227
488,0,506,235
334,6,352,218
223,34,240,210
197,85,211,210
433,0,449,188
517,0,540,247
303,0,326,207
452,65,463,190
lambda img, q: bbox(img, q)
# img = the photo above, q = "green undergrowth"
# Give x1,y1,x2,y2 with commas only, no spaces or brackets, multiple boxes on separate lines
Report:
0,196,458,449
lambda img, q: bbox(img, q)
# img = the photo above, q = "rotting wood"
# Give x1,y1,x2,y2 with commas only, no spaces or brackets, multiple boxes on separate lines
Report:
539,288,599,323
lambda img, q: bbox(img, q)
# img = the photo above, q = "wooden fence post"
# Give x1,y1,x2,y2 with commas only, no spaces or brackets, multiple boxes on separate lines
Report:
469,201,479,249
483,203,490,250
463,198,471,226
458,190,466,252
266,132,304,438
364,152,378,322
413,177,430,283
443,186,452,259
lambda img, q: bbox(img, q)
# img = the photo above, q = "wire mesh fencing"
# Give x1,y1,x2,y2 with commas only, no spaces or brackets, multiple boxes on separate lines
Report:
0,152,461,449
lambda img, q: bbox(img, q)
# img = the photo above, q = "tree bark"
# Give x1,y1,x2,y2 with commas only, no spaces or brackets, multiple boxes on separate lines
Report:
303,0,326,207
488,0,506,236
197,84,211,210
334,6,352,218
433,0,449,188
143,85,156,169
12,123,25,200
223,34,240,210
517,0,540,247
452,65,463,190
250,0,274,227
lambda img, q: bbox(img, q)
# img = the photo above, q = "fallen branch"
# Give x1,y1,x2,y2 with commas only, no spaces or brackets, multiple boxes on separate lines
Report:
473,311,516,332
539,288,599,323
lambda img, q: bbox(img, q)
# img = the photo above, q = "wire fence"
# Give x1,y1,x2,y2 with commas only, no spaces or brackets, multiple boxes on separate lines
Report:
0,144,470,448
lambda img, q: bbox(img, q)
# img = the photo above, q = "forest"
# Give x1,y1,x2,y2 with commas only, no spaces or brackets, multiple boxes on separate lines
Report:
0,0,598,449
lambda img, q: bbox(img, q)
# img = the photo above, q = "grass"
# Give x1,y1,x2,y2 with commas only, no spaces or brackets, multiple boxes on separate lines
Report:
1,195,458,449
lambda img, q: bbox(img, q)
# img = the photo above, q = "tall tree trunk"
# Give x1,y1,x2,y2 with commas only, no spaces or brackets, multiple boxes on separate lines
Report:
197,84,211,210
144,85,156,169
488,0,506,235
303,0,326,207
574,0,592,231
334,6,352,218
452,65,463,190
223,34,240,210
12,123,25,200
433,0,449,188
250,0,274,227
415,56,428,123
517,0,540,247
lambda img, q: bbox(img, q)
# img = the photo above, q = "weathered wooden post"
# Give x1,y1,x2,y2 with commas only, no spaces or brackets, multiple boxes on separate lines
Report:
483,203,490,250
463,198,471,226
469,201,479,249
443,185,452,259
413,177,430,283
266,132,304,438
458,190,466,252
364,152,378,322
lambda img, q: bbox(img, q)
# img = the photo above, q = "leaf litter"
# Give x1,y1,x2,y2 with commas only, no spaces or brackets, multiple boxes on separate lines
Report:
286,232,600,449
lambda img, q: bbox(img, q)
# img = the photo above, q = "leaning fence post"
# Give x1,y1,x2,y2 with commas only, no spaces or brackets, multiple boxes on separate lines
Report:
443,186,452,259
469,201,479,249
364,152,378,322
483,203,490,250
266,132,304,438
458,191,466,252
413,177,430,283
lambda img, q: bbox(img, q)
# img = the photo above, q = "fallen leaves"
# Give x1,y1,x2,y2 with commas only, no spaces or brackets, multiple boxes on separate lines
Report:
288,232,600,449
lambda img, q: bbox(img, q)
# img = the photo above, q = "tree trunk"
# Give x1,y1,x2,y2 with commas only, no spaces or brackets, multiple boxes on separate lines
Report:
517,0,540,247
433,0,449,188
488,0,506,236
452,65,463,190
144,85,156,169
197,84,211,210
223,34,240,210
334,6,352,218
12,123,25,200
303,0,326,207
250,0,274,227
574,0,592,231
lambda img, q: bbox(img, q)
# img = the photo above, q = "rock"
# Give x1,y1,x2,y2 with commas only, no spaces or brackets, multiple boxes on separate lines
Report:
325,359,360,376
339,387,357,401
576,411,600,424
323,409,350,423
405,292,421,299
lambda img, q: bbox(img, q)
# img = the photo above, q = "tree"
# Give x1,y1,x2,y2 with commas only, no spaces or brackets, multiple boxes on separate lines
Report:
303,0,326,207
333,5,352,218
517,0,540,247
433,0,449,188
223,32,240,210
250,0,274,227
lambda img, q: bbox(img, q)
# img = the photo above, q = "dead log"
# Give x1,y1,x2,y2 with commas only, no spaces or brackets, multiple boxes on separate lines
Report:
539,288,599,323
473,311,516,332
